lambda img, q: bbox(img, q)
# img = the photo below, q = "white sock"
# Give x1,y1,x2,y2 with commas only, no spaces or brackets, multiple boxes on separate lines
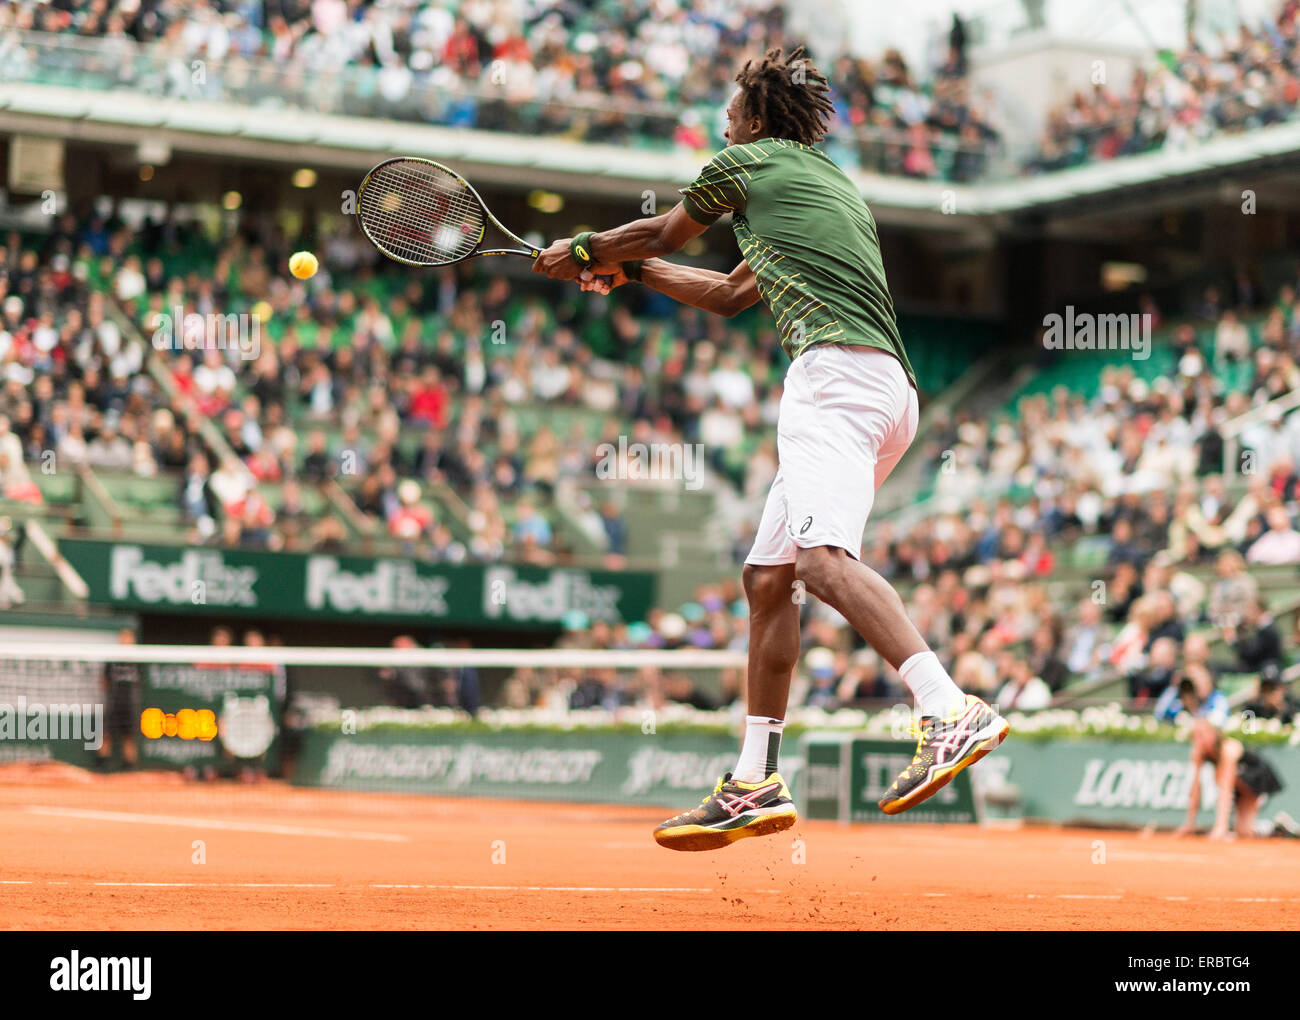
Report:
899,651,966,719
733,715,784,782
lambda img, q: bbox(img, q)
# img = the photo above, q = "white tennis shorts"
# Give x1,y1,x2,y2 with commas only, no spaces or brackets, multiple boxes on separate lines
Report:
746,344,918,566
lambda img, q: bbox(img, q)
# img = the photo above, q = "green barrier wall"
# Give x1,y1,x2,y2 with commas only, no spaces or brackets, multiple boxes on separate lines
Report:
0,663,286,772
136,663,286,771
990,739,1300,827
292,728,748,807
804,734,979,824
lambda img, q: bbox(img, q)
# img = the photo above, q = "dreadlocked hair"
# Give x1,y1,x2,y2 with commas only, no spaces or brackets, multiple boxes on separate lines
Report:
734,45,834,146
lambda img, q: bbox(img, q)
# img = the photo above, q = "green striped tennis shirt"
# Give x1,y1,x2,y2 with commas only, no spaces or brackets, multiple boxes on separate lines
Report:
678,137,916,388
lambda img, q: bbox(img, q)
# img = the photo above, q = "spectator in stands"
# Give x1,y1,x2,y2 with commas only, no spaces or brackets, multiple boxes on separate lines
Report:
1247,505,1300,565
389,480,434,542
1110,594,1156,681
1215,309,1251,363
952,647,997,701
1130,635,1180,704
56,420,88,468
0,516,24,610
0,424,40,505
178,452,217,539
86,417,132,472
1146,591,1186,647
837,648,891,704
996,658,1052,711
568,668,610,710
1225,598,1285,674
96,628,140,771
437,639,481,717
300,429,332,482
661,671,719,711
803,647,839,709
1062,598,1108,682
512,496,552,550
1243,670,1300,725
1208,549,1257,626
1106,517,1143,567
1155,663,1228,725
378,635,431,709
598,498,628,559
1182,631,1218,682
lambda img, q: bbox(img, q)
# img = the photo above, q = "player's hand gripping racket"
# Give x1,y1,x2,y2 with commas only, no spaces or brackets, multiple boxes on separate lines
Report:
356,157,609,283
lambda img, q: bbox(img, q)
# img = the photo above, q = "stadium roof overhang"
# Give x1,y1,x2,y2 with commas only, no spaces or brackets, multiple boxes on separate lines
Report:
4,83,1300,233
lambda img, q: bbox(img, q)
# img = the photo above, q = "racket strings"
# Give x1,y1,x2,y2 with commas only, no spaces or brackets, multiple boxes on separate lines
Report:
359,160,486,266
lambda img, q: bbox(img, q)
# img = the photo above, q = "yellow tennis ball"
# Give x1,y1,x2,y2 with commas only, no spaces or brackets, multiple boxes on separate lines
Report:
289,251,318,279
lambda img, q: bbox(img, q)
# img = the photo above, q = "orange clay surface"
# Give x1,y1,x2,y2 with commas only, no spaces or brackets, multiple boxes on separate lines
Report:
1,764,1297,930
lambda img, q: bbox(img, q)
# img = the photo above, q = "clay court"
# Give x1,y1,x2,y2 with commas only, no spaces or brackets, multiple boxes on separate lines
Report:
1,765,1296,930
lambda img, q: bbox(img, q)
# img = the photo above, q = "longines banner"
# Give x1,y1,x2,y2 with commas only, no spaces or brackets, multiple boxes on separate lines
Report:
986,739,1300,826
801,734,1300,827
58,540,656,628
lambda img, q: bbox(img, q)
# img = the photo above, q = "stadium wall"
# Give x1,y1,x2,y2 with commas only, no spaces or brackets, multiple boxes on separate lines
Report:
281,727,1300,828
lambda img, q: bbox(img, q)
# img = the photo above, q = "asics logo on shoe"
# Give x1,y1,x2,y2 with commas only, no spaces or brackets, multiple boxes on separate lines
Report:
717,781,781,816
929,705,984,765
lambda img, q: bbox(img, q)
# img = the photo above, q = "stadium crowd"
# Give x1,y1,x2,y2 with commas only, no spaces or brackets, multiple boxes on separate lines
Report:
4,200,1300,716
0,224,195,492
7,0,1298,184
5,0,998,180
1027,1,1300,174
0,204,799,560
527,274,1300,716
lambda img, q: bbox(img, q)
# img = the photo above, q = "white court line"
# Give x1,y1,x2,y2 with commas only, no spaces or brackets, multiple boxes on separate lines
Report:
94,882,335,889
235,883,335,889
94,873,193,883
2,880,1298,907
442,885,716,893
372,884,718,893
24,806,408,843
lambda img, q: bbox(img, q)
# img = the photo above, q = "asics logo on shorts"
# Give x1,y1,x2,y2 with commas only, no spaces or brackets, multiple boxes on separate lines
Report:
800,516,813,535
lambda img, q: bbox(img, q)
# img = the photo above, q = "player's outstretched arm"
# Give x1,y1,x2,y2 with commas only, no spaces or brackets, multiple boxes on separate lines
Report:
638,258,760,318
576,258,758,319
533,203,706,280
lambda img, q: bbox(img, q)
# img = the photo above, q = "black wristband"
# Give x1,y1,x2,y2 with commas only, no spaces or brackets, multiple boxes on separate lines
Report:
622,260,644,282
570,232,596,270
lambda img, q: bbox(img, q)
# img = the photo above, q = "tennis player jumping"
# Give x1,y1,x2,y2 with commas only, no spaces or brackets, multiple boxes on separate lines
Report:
534,47,1009,851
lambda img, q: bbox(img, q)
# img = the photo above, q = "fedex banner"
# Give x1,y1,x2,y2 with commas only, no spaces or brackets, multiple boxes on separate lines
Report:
59,540,655,629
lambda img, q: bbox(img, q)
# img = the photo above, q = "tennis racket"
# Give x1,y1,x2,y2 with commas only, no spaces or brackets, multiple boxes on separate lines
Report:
357,158,610,284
